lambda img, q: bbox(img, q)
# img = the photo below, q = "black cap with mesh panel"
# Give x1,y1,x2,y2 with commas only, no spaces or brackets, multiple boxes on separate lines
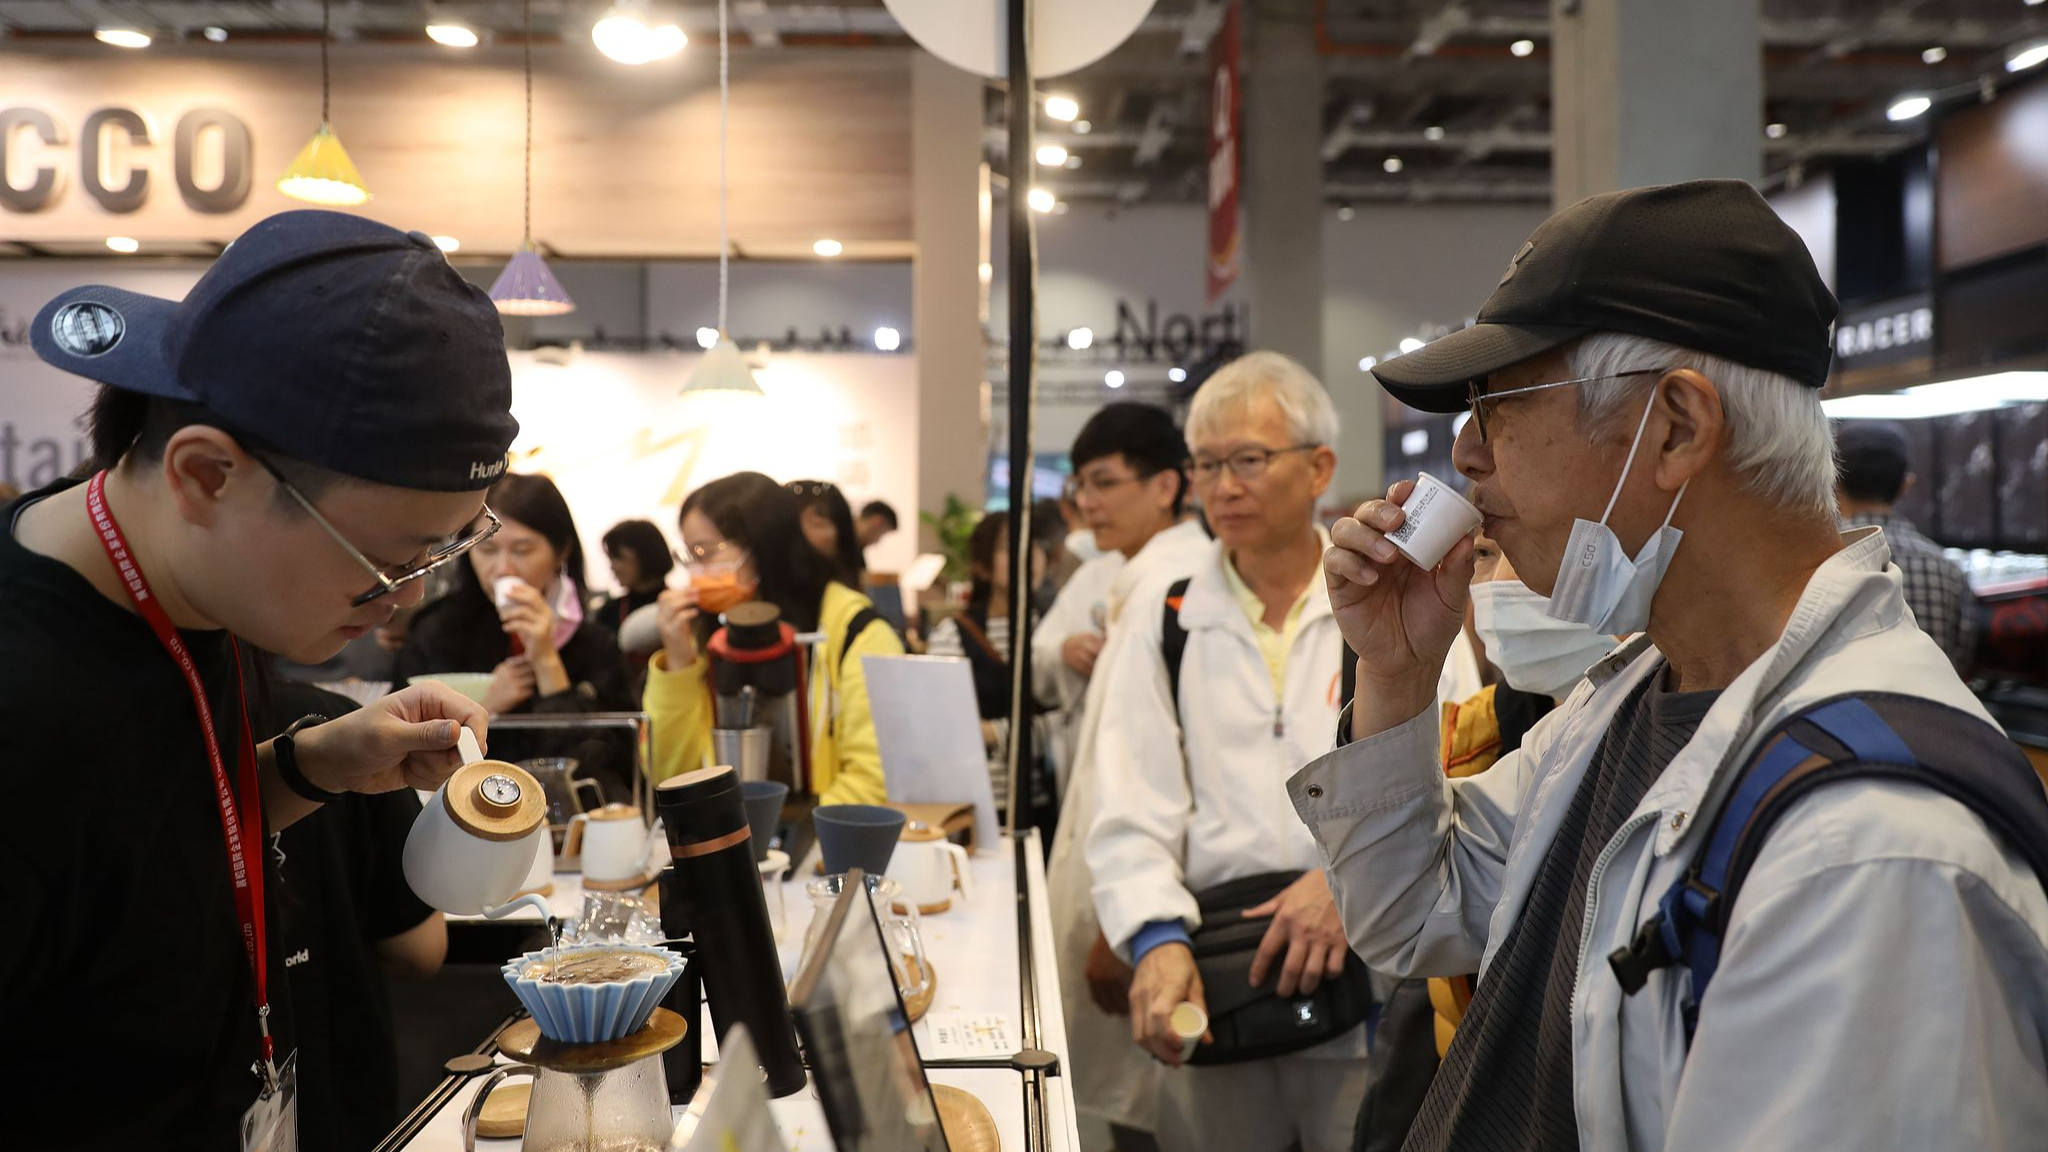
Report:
1370,179,1840,413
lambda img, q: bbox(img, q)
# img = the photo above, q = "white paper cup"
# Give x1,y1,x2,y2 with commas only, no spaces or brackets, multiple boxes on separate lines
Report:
1385,471,1482,570
493,575,526,609
1170,1001,1208,1061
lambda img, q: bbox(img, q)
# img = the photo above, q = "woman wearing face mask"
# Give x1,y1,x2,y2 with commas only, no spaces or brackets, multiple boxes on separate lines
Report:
647,471,905,802
394,474,635,787
1351,533,1620,1152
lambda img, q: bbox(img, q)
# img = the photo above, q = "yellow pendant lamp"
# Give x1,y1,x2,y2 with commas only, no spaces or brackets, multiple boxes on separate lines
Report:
278,0,371,205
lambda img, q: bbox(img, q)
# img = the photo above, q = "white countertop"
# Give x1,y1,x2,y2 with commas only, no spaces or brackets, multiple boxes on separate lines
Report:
410,833,1078,1152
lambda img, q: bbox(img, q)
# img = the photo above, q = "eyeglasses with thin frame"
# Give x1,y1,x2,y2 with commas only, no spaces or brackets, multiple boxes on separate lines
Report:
258,458,502,607
1465,368,1665,444
1189,444,1319,483
674,537,749,571
1071,467,1171,498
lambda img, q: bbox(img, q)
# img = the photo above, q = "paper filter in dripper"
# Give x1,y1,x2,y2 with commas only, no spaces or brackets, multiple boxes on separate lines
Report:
501,944,687,1044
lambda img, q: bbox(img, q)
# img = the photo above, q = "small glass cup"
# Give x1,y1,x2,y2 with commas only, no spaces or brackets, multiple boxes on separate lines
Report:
797,873,933,1006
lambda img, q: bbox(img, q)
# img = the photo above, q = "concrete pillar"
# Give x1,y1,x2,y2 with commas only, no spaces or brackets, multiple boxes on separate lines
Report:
912,53,988,549
1552,0,1763,206
1243,0,1325,382
1243,0,1377,501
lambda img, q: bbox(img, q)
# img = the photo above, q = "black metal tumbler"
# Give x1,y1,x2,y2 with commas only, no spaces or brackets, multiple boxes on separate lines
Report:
656,764,808,1097
657,875,704,1105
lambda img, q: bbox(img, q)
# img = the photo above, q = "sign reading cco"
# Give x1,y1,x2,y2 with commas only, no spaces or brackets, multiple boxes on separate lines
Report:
0,106,253,214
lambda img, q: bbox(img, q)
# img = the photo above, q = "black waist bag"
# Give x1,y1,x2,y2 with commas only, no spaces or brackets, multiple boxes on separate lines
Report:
1186,871,1376,1066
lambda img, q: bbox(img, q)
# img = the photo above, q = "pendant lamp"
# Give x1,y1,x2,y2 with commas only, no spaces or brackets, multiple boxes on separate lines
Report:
490,0,576,316
682,0,764,396
278,0,371,205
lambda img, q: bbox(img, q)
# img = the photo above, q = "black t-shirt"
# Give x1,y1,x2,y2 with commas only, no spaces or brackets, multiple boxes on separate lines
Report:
274,789,434,1152
1404,669,1719,1152
0,479,297,1150
268,684,436,1152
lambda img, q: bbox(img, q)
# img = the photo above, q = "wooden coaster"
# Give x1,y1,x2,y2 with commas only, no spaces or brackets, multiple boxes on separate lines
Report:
932,1084,999,1152
580,869,659,892
498,1007,689,1074
474,1081,530,1139
902,954,938,1023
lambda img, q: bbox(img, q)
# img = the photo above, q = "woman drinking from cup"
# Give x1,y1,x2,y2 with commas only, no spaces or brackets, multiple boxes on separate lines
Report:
647,471,904,803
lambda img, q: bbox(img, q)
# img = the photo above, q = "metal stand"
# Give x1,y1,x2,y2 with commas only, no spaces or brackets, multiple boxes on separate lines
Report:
1003,0,1038,841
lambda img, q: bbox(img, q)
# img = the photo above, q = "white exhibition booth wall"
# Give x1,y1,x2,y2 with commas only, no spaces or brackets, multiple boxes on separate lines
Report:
0,262,921,593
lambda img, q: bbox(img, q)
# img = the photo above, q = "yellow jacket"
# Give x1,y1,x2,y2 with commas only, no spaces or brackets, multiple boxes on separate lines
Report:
1427,684,1504,1056
643,582,904,805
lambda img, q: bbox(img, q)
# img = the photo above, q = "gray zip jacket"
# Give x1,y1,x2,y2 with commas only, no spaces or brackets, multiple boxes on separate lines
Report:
1289,527,2048,1150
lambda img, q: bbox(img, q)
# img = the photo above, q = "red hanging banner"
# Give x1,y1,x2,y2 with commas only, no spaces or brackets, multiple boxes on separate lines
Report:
1206,0,1243,305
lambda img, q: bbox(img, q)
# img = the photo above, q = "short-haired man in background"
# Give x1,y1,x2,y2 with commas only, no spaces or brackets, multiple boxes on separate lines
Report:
1834,419,1978,673
1087,355,1372,1152
855,499,898,550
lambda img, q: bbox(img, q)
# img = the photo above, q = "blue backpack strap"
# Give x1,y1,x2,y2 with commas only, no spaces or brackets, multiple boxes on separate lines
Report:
1611,693,2048,1044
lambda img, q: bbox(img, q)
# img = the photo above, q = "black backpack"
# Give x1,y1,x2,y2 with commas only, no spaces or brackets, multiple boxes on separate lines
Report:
1607,692,2048,1042
1160,577,1357,720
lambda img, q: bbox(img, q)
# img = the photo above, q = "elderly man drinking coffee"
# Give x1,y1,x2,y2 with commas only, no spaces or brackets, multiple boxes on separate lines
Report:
1295,180,2048,1152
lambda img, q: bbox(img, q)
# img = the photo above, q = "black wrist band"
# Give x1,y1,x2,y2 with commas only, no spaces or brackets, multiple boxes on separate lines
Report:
276,714,345,804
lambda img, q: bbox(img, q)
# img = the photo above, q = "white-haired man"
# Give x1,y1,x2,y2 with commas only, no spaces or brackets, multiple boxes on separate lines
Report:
1087,352,1374,1152
1303,180,2048,1150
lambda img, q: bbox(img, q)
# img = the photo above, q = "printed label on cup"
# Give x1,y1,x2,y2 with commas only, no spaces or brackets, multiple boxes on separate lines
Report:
1386,472,1482,570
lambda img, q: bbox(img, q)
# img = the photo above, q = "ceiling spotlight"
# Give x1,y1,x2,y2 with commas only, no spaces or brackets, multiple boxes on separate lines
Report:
1358,356,1378,371
1053,201,1070,215
1072,119,1093,135
1423,125,1446,141
1105,370,1125,388
1510,39,1535,57
1383,156,1405,173
105,236,140,254
426,23,480,47
1045,94,1081,122
593,4,686,65
1399,337,1426,353
431,235,461,253
813,238,844,257
2029,0,2045,8
1337,205,1356,221
1766,122,1788,139
203,26,228,42
979,262,993,283
874,327,902,352
95,27,152,49
696,326,720,350
1028,187,1056,213
1921,46,1948,64
2009,40,2048,72
1036,144,1069,167
1067,327,1094,351
1065,154,1083,170
1168,367,1188,383
1887,93,1933,121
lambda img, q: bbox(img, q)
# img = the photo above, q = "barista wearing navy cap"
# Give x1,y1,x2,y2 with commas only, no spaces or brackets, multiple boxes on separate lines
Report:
0,211,516,1150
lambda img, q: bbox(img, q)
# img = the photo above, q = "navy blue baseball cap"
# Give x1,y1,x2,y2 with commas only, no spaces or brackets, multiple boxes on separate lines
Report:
32,209,519,492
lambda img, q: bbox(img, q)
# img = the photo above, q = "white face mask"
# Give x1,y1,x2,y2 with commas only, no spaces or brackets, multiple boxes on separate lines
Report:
1471,579,1618,698
1546,385,1688,636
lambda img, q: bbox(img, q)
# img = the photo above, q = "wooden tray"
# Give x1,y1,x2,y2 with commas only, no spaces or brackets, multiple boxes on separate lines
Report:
933,1084,999,1152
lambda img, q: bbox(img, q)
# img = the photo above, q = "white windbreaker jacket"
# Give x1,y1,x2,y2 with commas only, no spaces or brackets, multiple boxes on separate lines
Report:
1290,527,2048,1150
1087,537,1348,959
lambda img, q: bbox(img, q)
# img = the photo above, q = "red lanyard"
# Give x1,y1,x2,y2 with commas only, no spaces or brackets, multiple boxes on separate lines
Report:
86,472,276,1078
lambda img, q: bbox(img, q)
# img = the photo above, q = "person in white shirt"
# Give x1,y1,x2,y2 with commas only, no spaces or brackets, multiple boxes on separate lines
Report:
1040,401,1211,1150
1086,353,1370,1152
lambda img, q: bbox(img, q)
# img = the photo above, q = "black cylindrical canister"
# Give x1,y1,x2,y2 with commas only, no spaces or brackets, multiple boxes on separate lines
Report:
657,867,704,1105
656,764,807,1097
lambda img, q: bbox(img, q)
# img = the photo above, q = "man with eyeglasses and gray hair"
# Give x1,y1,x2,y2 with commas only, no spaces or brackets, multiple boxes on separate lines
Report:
3,210,514,1147
1086,352,1377,1152
1300,180,2048,1151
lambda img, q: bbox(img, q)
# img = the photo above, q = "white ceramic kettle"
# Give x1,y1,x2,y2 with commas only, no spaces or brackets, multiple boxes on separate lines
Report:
563,803,654,890
887,822,974,914
404,730,549,916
